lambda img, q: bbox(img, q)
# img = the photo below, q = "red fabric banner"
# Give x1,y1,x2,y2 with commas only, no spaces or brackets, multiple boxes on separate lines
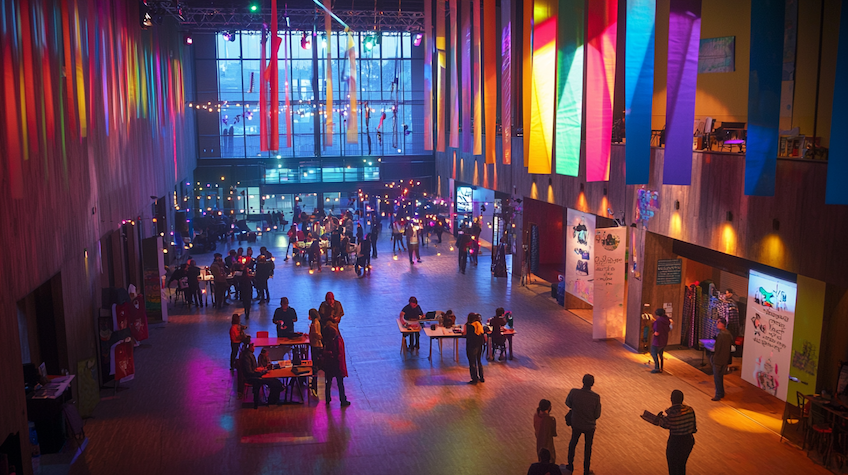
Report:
270,0,279,151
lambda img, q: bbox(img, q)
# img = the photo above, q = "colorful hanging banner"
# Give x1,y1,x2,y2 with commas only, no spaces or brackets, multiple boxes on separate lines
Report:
501,0,512,165
483,0,496,164
554,0,584,177
450,0,460,149
521,0,532,167
270,0,279,151
73,0,87,138
461,0,472,153
437,0,447,152
346,29,358,144
745,0,783,196
284,30,292,148
324,11,333,148
472,0,482,156
625,0,655,185
259,28,268,151
424,0,433,150
663,0,701,185
585,0,617,182
528,0,557,174
2,0,24,197
826,2,848,204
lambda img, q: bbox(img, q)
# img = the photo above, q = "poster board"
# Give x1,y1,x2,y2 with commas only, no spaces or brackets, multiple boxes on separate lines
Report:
741,269,797,401
565,209,596,304
593,227,626,340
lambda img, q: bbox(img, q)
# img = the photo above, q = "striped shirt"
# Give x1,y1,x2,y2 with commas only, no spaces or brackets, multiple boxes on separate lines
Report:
658,404,697,436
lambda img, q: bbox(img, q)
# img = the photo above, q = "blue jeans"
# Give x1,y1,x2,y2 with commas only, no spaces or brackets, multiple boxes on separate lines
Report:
650,345,665,370
713,363,727,398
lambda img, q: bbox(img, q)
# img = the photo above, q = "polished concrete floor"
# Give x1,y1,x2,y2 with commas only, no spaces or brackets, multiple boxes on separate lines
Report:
68,230,828,475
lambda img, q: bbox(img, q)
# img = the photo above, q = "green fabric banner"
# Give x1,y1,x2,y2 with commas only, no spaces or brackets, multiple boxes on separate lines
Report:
555,0,584,176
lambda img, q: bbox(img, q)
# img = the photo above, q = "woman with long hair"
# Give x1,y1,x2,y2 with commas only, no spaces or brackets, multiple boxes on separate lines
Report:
462,313,485,384
322,325,350,406
534,399,557,463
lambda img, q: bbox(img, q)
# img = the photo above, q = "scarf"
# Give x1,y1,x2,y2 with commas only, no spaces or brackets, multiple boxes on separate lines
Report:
471,321,484,335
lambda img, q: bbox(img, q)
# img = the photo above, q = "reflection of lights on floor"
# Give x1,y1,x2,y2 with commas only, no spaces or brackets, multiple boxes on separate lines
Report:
393,255,398,261
708,407,776,433
240,433,315,444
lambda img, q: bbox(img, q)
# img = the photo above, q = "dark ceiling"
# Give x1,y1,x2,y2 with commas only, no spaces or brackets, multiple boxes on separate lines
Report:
180,0,425,13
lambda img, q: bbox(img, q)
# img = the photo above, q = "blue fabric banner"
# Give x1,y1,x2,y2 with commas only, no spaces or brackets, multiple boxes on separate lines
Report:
744,0,784,196
663,0,701,185
625,0,655,185
826,3,848,204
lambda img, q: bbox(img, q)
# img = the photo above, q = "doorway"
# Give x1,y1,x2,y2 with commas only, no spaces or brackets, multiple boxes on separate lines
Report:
16,273,68,375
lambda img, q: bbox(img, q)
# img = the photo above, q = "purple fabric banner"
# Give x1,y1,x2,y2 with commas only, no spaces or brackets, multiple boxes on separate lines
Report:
663,0,701,185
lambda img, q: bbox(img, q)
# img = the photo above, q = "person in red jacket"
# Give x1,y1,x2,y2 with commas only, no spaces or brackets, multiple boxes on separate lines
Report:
322,325,350,407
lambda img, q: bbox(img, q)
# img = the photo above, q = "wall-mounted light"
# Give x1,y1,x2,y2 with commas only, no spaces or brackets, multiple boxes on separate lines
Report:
548,177,552,186
674,200,680,210
726,211,733,222
603,187,607,196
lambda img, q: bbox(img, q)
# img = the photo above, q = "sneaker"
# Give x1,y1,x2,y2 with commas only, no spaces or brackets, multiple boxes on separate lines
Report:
650,369,662,373
417,259,422,263
479,378,485,383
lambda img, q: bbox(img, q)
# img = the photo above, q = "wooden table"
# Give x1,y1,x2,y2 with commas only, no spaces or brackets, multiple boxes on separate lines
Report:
254,336,311,361
423,325,465,362
485,328,517,360
262,360,314,404
397,319,420,356
799,393,848,466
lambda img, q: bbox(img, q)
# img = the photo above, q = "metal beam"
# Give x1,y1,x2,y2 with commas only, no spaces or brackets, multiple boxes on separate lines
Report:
159,2,423,32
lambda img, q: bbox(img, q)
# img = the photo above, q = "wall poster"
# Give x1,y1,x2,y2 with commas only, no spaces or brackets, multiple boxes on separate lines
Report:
566,209,596,305
593,227,626,340
741,269,797,401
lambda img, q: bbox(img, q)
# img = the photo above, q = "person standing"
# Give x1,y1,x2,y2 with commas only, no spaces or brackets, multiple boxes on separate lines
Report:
565,374,601,474
392,219,406,253
406,222,421,264
534,399,558,464
655,389,697,475
651,308,672,373
462,313,485,384
185,259,202,307
229,313,245,370
210,255,228,309
272,297,298,338
308,309,323,395
238,263,253,320
330,229,342,268
399,297,424,349
284,225,300,261
361,232,372,271
456,229,470,274
319,291,344,330
711,318,733,401
322,325,350,406
371,220,381,258
254,255,273,303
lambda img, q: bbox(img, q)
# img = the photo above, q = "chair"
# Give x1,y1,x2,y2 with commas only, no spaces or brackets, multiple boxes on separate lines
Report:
256,331,269,339
808,400,834,464
796,392,811,448
780,393,805,442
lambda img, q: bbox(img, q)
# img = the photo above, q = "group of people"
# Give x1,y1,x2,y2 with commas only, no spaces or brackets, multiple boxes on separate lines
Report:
228,291,351,409
284,214,380,276
530,375,697,475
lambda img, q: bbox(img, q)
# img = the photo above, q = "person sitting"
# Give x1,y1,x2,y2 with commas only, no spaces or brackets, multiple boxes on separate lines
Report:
527,448,562,475
400,296,424,349
257,348,272,369
441,309,456,328
239,342,283,409
489,307,508,360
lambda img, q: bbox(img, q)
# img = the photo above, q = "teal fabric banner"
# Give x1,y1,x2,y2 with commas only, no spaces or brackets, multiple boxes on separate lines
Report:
554,0,584,176
625,0,655,185
744,0,784,196
826,2,848,204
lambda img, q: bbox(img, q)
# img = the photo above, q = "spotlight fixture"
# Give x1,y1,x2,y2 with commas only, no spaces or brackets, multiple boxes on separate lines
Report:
183,32,193,45
249,2,259,13
300,32,311,50
413,33,423,46
222,31,236,42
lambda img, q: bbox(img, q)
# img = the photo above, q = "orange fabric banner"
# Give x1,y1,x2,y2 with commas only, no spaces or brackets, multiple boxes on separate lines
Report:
449,0,460,149
521,0,532,167
483,0,496,163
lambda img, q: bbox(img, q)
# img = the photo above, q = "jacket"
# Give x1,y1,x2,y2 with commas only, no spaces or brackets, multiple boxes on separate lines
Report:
323,334,347,378
652,314,671,347
565,388,602,431
713,328,733,366
309,319,323,349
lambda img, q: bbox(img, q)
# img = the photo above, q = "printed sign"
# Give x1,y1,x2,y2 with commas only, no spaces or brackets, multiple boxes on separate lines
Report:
656,259,683,285
566,209,596,305
741,270,797,401
593,228,626,340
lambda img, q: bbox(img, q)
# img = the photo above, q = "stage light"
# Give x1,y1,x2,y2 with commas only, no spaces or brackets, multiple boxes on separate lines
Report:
184,33,193,45
249,3,259,13
413,33,423,46
222,31,236,42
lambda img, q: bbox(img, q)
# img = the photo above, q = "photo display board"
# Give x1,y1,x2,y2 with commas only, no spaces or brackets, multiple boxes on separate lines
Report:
741,269,797,401
593,227,626,339
565,209,596,305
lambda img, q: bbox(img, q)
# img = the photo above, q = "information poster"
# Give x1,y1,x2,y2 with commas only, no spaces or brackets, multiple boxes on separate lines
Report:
566,209,596,304
593,227,626,340
741,269,797,401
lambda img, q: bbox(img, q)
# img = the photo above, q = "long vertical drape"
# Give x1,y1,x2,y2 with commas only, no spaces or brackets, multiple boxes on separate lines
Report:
284,30,292,148
472,0,482,156
270,0,279,151
461,0,472,153
501,0,512,164
324,11,333,148
528,0,557,174
437,0,447,152
744,0,784,196
555,0,584,176
450,0,460,148
663,0,701,185
424,0,433,150
346,29,358,144
585,0,617,182
483,0,496,164
521,0,532,167
260,27,268,151
826,2,848,204
624,0,655,184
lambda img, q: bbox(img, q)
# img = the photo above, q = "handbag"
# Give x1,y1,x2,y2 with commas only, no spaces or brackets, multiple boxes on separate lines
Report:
565,410,573,427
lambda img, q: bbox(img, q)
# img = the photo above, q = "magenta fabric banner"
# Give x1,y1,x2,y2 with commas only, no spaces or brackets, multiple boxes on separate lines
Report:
501,0,512,164
663,0,701,185
450,0,460,148
461,0,472,153
424,0,433,150
585,0,618,182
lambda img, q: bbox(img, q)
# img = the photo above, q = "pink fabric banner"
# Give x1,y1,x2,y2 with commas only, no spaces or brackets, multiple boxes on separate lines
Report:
424,0,433,150
324,12,333,148
461,0,472,153
585,0,617,182
284,30,292,148
270,0,279,151
450,0,460,148
501,0,512,165
437,0,447,152
483,0,496,164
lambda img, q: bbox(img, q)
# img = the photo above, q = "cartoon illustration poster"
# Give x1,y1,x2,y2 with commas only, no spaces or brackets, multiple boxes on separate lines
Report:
741,270,797,401
593,227,626,340
565,209,596,305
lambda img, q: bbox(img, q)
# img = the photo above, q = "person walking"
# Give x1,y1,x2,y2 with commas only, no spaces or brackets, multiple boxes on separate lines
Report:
655,389,697,475
565,374,601,474
534,399,558,463
371,220,381,258
651,308,672,373
392,220,406,253
462,313,485,384
711,318,733,401
319,291,344,330
456,229,470,274
406,222,421,264
308,309,323,395
322,325,350,406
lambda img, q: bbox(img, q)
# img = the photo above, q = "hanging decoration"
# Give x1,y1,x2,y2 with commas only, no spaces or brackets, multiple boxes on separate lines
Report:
424,0,433,150
555,0,584,177
745,0,784,196
259,26,268,151
521,0,532,167
472,0,482,156
500,0,511,165
346,28,358,144
73,0,87,138
449,0,459,148
461,0,472,153
663,0,701,185
270,0,280,151
528,0,557,175
624,0,655,185
284,27,293,147
436,0,447,152
483,0,496,164
325,8,334,148
826,3,848,204
585,0,617,182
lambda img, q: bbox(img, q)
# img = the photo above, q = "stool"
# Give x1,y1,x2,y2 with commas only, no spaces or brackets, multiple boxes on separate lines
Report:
492,340,507,360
